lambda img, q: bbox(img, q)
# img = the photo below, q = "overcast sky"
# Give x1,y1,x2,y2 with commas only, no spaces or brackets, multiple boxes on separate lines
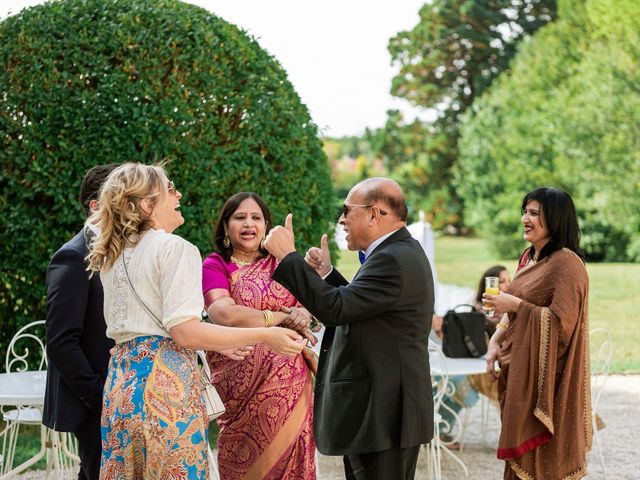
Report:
1,0,431,137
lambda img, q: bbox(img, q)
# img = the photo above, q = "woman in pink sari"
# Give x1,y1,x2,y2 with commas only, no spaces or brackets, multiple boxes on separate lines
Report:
202,192,316,479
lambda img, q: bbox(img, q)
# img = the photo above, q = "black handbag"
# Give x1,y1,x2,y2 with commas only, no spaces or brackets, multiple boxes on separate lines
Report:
442,304,488,358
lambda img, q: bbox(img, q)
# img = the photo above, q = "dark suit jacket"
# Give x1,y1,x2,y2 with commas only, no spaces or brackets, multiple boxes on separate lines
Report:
273,227,434,455
43,228,114,432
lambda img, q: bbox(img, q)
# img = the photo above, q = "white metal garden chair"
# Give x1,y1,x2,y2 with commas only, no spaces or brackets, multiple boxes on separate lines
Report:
1,320,47,475
1,320,79,478
425,339,468,479
589,327,612,480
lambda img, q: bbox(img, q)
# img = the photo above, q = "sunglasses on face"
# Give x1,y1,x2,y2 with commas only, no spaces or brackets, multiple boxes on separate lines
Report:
148,180,176,198
342,203,388,218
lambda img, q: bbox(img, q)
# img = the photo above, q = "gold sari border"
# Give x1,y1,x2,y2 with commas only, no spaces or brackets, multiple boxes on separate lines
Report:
510,459,587,480
534,306,553,434
583,296,593,452
243,371,313,480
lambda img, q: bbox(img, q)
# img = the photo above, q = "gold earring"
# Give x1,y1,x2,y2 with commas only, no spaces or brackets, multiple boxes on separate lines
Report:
260,236,266,250
223,232,230,248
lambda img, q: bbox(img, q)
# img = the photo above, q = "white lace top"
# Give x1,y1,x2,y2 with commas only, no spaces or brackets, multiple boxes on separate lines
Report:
101,228,204,344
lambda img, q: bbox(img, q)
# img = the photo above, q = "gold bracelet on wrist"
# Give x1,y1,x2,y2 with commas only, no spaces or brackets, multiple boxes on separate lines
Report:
263,310,274,327
496,322,509,330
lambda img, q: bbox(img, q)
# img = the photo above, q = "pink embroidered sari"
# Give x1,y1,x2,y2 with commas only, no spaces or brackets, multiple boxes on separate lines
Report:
202,253,315,480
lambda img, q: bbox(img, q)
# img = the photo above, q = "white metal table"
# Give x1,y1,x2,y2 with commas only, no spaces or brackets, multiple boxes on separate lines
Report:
0,371,78,479
428,353,489,478
430,354,487,377
0,371,46,406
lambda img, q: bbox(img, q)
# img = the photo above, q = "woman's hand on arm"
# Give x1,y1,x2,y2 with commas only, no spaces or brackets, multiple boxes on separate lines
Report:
279,306,318,347
281,305,320,346
170,319,304,355
206,289,287,328
280,306,311,331
262,327,306,355
217,345,254,361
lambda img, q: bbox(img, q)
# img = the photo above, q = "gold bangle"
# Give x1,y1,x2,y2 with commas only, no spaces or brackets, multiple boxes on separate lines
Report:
263,310,274,327
496,322,509,330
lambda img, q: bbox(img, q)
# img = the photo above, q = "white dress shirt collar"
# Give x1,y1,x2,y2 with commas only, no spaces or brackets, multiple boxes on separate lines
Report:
362,228,401,260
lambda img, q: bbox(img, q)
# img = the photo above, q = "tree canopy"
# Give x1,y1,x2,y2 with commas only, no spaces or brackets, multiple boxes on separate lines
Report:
457,0,640,261
377,0,556,228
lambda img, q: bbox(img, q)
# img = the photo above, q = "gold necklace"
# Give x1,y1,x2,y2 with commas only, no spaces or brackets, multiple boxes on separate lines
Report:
231,255,254,266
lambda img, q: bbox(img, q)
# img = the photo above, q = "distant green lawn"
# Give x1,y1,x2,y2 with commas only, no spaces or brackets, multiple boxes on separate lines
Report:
335,236,639,373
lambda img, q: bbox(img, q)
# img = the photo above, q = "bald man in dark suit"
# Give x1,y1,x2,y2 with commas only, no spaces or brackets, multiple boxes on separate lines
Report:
265,178,434,479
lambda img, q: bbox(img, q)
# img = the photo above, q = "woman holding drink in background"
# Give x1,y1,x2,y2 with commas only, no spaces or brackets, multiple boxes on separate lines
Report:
485,187,591,479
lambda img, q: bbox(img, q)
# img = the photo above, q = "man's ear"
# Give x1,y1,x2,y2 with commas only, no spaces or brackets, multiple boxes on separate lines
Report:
88,199,99,212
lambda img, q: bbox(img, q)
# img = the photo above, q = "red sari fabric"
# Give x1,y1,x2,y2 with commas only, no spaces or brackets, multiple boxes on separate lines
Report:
498,249,592,479
203,254,316,480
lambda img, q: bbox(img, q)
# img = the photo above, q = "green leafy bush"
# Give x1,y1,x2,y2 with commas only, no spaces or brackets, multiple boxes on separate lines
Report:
0,0,335,352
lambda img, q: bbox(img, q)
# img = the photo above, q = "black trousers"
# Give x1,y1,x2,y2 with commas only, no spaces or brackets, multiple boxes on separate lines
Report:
73,414,102,480
343,444,421,480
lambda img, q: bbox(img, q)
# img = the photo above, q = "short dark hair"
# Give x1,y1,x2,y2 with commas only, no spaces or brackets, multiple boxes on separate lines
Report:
80,164,120,217
522,187,583,261
363,187,408,221
475,265,507,304
213,192,273,262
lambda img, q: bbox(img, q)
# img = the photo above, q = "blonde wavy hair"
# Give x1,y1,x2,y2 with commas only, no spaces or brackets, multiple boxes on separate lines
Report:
87,162,168,273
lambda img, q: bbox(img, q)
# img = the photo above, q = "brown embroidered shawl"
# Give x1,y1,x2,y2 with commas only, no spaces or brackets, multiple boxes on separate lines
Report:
498,249,592,480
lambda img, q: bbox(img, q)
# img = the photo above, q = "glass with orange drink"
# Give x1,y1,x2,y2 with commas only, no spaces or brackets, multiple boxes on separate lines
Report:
484,276,500,317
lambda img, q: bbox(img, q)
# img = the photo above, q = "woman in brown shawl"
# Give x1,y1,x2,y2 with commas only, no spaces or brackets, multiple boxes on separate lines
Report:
485,187,592,480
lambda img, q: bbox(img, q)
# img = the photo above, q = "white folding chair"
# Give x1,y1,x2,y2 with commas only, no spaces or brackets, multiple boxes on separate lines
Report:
1,320,47,475
1,320,79,478
589,327,612,480
425,339,468,479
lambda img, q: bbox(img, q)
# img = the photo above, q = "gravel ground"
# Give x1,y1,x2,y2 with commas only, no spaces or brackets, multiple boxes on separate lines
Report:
317,374,640,479
13,375,638,479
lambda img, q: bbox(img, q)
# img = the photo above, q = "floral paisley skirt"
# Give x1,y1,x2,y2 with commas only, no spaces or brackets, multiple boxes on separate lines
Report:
100,335,208,480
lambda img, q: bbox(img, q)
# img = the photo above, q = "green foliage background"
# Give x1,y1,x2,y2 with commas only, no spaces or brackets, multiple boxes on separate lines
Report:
0,0,334,350
456,0,640,261
380,0,557,229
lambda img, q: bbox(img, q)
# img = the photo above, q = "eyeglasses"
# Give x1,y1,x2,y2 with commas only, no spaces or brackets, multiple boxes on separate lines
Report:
146,180,176,198
342,203,388,218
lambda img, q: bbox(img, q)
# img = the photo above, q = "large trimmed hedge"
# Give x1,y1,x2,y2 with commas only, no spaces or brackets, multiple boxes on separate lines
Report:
0,0,335,350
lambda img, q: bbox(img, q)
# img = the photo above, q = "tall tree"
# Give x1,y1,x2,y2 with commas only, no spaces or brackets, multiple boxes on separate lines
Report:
381,0,556,228
457,0,640,261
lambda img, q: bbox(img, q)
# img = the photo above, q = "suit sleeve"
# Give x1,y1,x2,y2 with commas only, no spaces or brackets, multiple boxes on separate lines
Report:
325,267,348,287
46,248,104,414
272,251,401,327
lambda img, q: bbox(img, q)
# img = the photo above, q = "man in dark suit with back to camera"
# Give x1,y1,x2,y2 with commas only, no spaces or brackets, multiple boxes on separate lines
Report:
43,164,118,480
264,177,434,479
